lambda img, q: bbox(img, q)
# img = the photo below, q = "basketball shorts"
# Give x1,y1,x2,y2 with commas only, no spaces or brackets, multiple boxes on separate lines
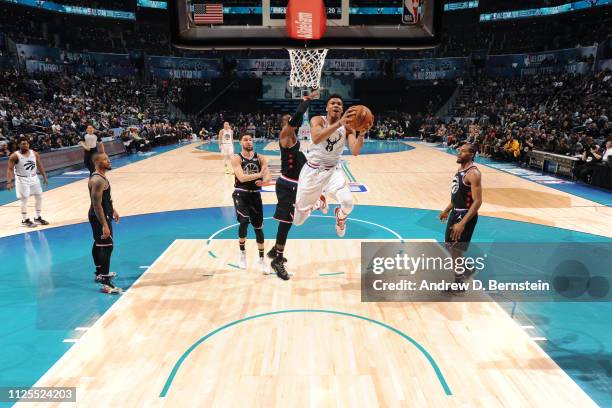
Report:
445,209,478,251
15,176,42,199
295,163,347,212
273,176,298,223
232,190,264,228
221,143,234,156
88,209,114,246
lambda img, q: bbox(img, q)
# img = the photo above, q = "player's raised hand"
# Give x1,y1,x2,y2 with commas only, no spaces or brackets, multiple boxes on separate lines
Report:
305,90,320,100
339,106,357,128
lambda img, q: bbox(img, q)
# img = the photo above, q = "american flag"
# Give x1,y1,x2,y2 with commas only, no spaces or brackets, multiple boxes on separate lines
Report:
194,3,224,24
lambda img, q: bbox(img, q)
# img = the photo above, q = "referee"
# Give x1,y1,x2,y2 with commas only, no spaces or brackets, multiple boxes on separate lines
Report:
81,125,105,175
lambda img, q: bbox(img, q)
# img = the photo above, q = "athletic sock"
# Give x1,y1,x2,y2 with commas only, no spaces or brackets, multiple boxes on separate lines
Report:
275,248,284,262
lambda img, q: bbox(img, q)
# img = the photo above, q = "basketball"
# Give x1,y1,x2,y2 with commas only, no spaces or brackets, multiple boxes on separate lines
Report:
349,105,375,132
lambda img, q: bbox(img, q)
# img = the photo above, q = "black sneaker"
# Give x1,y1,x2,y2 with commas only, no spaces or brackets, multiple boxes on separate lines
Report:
34,217,49,225
266,247,287,263
99,279,122,294
271,258,290,281
94,272,118,283
21,219,36,228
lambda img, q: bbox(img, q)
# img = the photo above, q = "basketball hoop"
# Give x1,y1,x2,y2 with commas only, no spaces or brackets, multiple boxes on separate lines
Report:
285,0,328,89
287,48,328,89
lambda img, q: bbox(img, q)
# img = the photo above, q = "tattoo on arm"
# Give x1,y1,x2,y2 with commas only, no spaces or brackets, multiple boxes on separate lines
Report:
90,178,107,226
462,170,482,223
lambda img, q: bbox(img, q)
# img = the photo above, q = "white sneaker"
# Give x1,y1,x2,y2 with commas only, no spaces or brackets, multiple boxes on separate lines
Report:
259,258,271,275
238,251,247,269
334,207,347,238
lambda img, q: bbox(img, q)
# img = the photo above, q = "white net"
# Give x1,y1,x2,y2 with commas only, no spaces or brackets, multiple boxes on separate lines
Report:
287,48,329,89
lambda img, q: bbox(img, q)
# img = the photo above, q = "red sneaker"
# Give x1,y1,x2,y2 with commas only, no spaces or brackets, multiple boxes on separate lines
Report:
316,194,328,214
334,207,347,238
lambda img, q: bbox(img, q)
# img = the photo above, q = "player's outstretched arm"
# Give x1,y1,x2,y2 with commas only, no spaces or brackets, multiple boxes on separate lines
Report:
280,95,315,148
347,128,364,156
279,123,297,149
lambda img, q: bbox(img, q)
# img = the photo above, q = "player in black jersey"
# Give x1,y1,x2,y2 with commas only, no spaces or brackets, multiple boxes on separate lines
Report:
231,133,271,274
88,153,122,294
265,91,321,280
439,143,482,289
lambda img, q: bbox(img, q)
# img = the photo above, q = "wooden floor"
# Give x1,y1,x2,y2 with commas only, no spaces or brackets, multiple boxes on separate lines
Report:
5,142,607,406
24,240,597,407
1,142,610,238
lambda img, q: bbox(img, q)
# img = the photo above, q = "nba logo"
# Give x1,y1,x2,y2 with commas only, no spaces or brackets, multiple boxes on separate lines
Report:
402,0,421,24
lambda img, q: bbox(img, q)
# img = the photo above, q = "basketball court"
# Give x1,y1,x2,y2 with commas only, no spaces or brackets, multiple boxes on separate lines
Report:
1,0,611,407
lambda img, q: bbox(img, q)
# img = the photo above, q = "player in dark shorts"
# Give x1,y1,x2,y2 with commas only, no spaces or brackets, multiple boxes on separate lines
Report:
88,153,122,294
266,91,321,280
439,143,482,288
231,133,271,274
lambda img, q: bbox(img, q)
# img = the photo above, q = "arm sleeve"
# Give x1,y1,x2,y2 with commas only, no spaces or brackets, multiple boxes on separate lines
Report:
288,99,312,128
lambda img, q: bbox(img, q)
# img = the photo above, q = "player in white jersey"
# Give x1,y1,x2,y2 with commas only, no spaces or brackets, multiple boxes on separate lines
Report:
218,122,235,174
6,136,49,227
293,94,363,237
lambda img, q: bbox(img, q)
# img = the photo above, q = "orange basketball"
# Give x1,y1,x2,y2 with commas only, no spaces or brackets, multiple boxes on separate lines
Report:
349,105,374,132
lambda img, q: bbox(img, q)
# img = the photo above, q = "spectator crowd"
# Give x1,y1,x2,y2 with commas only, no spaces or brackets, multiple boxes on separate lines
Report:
420,70,611,183
0,69,192,157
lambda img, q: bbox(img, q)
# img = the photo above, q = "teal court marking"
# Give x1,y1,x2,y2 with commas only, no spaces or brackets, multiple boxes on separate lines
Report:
159,309,452,398
319,272,345,276
227,263,241,269
342,161,357,183
207,250,217,258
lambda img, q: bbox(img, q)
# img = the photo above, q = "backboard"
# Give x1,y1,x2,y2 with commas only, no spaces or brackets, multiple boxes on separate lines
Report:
169,0,442,50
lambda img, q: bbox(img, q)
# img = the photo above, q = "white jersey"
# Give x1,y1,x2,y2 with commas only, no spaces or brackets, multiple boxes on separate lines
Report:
221,129,233,144
84,133,98,149
14,150,38,180
306,116,346,167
